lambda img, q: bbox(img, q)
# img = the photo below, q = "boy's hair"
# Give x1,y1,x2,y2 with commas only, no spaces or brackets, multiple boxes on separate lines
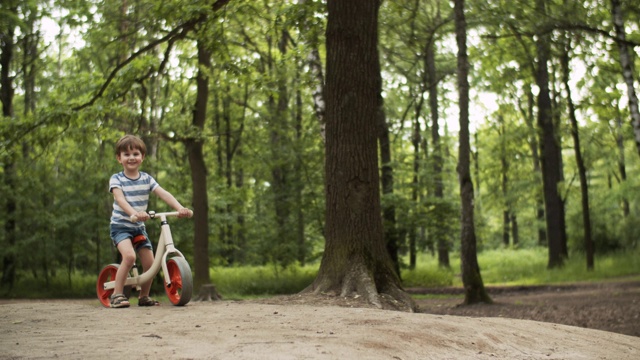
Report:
115,135,147,156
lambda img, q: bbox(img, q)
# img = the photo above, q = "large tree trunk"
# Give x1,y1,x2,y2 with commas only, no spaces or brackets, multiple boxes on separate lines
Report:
305,0,414,311
187,39,211,290
453,0,491,305
561,40,594,270
611,0,640,156
535,0,565,269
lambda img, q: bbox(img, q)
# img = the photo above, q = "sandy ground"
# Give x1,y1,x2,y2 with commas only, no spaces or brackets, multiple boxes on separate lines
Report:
1,298,639,360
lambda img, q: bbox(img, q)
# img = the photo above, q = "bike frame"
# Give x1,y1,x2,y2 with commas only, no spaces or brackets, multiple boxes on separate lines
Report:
101,211,187,292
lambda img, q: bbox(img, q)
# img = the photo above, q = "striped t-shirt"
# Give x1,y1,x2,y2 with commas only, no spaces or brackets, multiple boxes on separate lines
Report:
109,171,159,227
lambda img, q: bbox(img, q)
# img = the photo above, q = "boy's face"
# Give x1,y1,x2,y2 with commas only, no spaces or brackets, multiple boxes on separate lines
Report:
117,147,144,173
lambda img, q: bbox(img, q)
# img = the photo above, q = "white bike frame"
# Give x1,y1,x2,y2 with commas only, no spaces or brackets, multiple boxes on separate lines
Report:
102,211,187,292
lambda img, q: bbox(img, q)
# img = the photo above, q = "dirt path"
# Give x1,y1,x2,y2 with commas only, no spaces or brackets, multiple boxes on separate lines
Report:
412,279,640,338
2,281,639,360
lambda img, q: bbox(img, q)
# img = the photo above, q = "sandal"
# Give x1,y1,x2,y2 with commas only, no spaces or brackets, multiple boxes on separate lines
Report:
110,293,130,308
138,296,160,307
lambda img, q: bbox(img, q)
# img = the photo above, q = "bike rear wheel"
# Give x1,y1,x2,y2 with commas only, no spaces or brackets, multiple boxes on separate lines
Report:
164,257,193,306
96,263,132,307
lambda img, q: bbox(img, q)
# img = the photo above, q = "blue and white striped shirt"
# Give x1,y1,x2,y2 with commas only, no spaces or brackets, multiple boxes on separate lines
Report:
109,171,159,227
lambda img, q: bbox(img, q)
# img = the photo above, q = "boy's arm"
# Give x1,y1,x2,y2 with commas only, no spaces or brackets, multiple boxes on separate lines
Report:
153,186,191,218
112,188,150,222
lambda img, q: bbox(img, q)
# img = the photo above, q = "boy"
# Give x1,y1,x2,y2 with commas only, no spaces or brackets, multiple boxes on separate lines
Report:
108,134,191,308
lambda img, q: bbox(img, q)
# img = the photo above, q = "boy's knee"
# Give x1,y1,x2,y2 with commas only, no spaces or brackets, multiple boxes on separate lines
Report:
121,253,136,265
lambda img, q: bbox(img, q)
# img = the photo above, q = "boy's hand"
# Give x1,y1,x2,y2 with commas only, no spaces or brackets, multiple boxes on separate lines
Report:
130,211,150,223
177,208,193,218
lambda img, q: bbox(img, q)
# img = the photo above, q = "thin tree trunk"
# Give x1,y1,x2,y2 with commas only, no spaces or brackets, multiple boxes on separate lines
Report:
269,27,293,264
187,38,211,289
295,74,306,265
425,35,449,268
519,86,546,246
615,108,630,217
611,0,640,156
378,104,400,277
453,0,491,305
297,0,326,141
561,41,594,270
499,115,510,247
409,95,424,270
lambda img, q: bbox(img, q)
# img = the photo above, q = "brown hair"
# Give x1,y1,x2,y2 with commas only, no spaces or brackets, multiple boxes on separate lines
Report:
115,135,147,156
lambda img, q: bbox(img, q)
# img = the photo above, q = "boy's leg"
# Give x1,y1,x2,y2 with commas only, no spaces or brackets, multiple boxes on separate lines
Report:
138,248,155,297
115,240,136,295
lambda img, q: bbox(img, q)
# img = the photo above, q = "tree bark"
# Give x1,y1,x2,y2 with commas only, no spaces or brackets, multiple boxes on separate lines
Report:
611,0,640,156
535,0,565,268
519,86,547,246
453,0,491,305
187,38,211,290
561,41,594,270
378,105,400,278
305,0,415,311
297,0,326,142
1,4,17,288
425,35,449,268
409,94,424,270
615,109,630,217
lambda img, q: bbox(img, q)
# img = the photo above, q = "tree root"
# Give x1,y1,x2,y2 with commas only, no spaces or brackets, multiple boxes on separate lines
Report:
303,261,416,312
195,284,223,301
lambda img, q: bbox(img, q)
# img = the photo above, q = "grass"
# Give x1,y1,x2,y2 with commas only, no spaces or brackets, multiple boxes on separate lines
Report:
1,247,639,299
402,247,640,288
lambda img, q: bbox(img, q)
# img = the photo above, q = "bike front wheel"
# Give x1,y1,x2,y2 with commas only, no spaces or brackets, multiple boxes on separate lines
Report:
164,257,193,306
96,263,133,307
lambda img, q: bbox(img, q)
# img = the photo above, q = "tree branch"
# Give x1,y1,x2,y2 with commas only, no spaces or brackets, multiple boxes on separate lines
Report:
72,0,232,111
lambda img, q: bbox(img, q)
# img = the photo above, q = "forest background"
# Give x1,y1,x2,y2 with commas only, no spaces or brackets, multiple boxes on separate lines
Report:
1,0,639,299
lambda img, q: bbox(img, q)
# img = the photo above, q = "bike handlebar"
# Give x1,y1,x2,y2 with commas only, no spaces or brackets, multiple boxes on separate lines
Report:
130,210,193,223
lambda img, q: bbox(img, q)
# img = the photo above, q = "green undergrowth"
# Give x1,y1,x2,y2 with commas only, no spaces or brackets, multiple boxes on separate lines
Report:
1,247,638,299
402,247,640,288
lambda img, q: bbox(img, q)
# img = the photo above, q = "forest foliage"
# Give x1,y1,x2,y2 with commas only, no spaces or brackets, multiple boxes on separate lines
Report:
1,0,639,292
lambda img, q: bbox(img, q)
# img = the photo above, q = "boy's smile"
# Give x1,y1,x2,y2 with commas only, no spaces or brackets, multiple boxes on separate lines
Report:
117,149,144,177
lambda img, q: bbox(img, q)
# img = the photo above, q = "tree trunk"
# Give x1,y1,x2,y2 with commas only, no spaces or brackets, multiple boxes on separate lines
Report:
305,0,414,311
187,38,211,290
453,0,491,305
1,5,17,288
269,26,294,265
535,0,565,269
611,0,640,156
295,85,306,265
409,94,424,270
499,115,510,247
519,85,546,246
426,36,449,268
298,0,326,142
615,109,630,217
561,41,594,270
378,104,400,278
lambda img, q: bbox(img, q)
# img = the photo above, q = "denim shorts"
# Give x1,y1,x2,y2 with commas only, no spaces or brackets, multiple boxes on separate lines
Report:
110,224,153,251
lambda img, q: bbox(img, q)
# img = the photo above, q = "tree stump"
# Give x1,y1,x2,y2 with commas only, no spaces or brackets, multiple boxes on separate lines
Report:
195,284,223,301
